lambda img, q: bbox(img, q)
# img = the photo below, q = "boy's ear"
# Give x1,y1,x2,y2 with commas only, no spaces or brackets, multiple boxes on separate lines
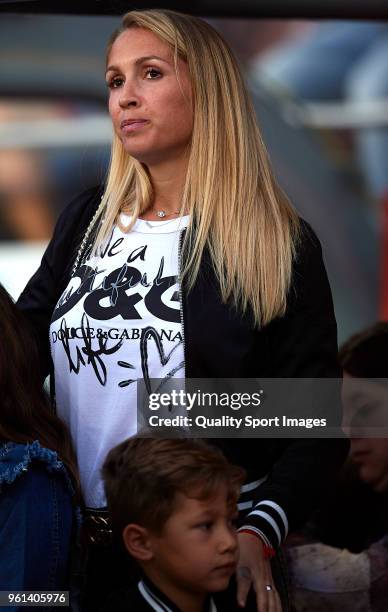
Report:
122,524,154,561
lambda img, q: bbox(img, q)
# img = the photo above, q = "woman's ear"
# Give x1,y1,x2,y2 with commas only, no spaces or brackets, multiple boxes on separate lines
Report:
122,524,154,561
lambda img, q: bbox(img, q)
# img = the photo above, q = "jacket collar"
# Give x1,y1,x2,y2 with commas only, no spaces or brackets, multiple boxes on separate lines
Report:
138,577,217,612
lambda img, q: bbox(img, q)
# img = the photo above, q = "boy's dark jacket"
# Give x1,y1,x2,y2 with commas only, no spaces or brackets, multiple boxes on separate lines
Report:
17,185,349,549
99,575,257,612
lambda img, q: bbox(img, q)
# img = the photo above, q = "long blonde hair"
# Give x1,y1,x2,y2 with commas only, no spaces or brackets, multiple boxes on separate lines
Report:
91,9,300,328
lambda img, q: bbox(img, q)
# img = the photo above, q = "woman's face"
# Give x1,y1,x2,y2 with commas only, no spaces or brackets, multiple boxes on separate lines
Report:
342,373,388,492
351,437,388,492
106,27,193,167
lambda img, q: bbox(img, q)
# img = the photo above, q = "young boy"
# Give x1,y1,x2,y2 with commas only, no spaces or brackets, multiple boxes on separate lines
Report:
101,437,247,612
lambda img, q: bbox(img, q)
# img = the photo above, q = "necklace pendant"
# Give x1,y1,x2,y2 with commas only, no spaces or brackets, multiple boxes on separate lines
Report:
157,210,166,218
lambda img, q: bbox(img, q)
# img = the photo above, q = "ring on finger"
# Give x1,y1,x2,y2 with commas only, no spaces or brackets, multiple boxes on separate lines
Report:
265,584,273,591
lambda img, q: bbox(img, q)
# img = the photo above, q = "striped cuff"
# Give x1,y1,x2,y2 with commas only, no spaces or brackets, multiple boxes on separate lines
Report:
239,500,289,549
237,476,268,513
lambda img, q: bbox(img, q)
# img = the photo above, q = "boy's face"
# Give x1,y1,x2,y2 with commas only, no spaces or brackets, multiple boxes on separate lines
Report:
148,484,239,596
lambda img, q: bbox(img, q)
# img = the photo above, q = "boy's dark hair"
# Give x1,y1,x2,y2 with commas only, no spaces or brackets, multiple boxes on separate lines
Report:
102,437,245,536
339,322,388,378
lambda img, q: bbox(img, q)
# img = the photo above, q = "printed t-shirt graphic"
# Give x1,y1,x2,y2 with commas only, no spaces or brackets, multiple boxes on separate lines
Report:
50,214,189,507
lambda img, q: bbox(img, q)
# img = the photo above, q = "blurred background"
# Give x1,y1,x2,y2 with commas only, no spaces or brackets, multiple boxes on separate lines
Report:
1,12,388,342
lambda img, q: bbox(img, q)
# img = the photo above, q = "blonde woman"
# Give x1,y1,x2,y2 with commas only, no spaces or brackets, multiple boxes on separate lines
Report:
18,9,349,612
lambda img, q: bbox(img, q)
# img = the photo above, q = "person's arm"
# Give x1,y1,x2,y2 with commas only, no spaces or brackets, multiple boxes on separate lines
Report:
17,186,102,380
239,221,349,549
235,221,349,611
0,463,73,607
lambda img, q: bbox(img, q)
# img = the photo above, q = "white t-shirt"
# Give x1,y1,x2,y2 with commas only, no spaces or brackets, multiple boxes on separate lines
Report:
50,214,189,507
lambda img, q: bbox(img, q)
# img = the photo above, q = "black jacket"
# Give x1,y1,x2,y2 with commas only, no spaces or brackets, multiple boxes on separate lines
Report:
17,185,349,550
99,576,257,612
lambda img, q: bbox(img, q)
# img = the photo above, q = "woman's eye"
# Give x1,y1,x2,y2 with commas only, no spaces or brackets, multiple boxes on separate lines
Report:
145,68,162,79
107,77,124,89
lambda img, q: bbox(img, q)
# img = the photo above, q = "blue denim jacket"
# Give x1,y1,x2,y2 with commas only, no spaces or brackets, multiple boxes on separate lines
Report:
0,441,81,611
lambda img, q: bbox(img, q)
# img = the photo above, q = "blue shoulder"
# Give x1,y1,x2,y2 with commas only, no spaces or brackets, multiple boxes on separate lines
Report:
0,441,74,496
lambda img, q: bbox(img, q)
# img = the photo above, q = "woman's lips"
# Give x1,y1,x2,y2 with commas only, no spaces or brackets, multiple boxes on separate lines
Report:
121,120,149,132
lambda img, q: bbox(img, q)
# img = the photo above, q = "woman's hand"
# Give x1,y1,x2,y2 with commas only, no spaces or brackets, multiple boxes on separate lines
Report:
236,532,282,611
